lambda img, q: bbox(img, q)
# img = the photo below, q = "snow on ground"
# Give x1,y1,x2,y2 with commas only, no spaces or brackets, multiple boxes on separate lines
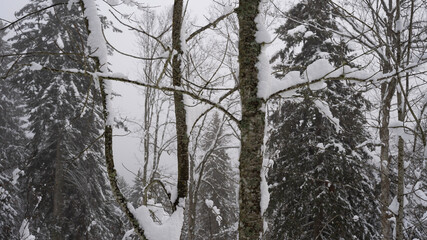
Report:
127,203,184,240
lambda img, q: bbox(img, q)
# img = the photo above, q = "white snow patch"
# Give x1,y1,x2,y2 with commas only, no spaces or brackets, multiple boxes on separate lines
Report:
107,0,121,5
304,31,315,38
256,4,271,236
180,23,188,54
260,164,270,215
304,59,334,82
317,143,325,152
314,99,341,133
255,2,275,101
12,168,21,185
353,215,359,222
255,13,271,43
167,185,178,204
205,199,214,208
82,0,114,126
131,204,184,240
19,219,35,240
56,35,64,49
109,72,128,79
388,196,408,215
395,18,404,32
29,62,43,71
287,25,307,36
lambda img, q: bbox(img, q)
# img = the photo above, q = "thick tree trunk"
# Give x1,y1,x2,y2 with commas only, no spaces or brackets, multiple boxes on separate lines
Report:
379,1,398,238
396,135,405,240
379,69,395,240
237,0,265,239
172,0,189,209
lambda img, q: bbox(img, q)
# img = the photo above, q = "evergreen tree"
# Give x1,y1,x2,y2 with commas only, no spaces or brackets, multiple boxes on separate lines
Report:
0,22,28,240
8,1,124,238
266,0,379,239
402,126,427,239
271,0,349,76
129,170,145,207
192,112,238,240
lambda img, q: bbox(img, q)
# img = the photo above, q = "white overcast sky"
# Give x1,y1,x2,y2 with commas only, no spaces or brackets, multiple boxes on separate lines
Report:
0,0,223,183
1,0,287,183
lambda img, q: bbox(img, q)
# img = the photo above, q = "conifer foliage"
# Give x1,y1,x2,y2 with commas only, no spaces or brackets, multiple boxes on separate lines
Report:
7,0,124,239
192,113,238,239
0,22,28,240
266,0,380,239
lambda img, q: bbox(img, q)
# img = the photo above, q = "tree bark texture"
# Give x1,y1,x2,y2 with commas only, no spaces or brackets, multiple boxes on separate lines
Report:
379,66,395,240
379,1,398,238
186,156,196,240
395,1,405,239
172,0,189,209
237,0,265,239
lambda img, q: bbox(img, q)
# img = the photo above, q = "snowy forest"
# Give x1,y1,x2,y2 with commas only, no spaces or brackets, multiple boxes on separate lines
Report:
0,0,426,239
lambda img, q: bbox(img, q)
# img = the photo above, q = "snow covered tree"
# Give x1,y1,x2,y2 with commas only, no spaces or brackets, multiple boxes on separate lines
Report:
185,112,238,240
329,1,427,238
271,0,351,75
402,141,427,239
129,170,145,207
0,22,28,240
266,0,380,239
7,1,125,238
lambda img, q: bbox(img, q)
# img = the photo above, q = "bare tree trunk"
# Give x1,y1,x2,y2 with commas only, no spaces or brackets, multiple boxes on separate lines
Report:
237,0,265,239
52,140,64,240
379,1,397,239
379,62,395,240
396,133,405,240
172,0,189,209
142,87,152,205
186,156,196,240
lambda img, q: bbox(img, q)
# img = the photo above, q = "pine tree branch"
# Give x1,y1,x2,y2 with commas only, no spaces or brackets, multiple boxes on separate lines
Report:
0,3,66,31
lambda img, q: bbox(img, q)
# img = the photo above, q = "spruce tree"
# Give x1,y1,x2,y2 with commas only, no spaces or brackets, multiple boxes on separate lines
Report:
192,112,238,240
266,0,379,239
403,135,427,239
8,1,124,238
129,170,145,207
0,22,28,240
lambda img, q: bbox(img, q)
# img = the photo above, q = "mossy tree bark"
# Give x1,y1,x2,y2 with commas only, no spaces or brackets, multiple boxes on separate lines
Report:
172,0,189,209
236,0,265,239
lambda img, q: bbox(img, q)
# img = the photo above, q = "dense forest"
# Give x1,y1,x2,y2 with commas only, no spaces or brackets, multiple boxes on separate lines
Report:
0,0,426,239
